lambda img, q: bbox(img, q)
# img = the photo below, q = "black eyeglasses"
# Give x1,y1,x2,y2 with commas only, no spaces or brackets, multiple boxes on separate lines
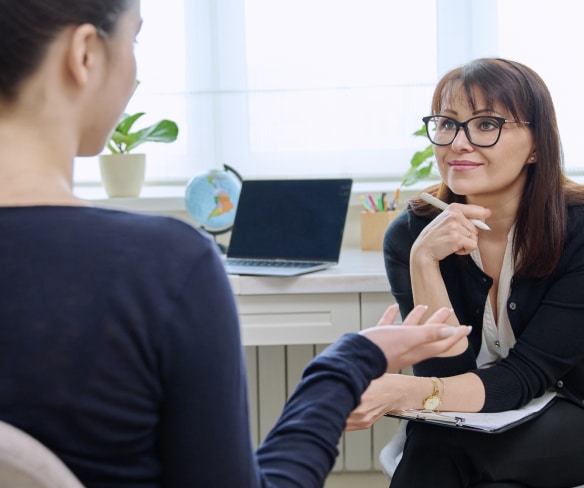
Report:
422,115,532,148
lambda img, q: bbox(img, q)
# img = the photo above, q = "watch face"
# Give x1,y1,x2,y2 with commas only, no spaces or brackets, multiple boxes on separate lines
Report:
423,396,441,411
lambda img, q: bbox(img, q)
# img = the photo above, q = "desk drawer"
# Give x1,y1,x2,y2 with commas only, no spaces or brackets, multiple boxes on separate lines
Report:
237,293,360,346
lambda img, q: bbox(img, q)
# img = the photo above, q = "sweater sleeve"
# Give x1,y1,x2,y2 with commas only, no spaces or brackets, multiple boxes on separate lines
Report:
255,334,387,488
156,232,387,487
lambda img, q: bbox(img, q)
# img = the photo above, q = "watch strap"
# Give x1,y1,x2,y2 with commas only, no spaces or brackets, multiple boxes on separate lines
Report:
422,376,443,411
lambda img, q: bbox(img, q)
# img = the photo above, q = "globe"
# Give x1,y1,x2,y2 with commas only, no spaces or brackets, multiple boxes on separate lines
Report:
184,165,242,234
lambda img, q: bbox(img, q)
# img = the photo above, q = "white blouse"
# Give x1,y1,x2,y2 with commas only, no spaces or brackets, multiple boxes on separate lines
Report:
471,226,517,368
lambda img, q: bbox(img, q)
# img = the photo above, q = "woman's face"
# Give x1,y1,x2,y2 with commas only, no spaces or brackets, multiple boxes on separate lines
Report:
433,86,536,203
79,0,142,156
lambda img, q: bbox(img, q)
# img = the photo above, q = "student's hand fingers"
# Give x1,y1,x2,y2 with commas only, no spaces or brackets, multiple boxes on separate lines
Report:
375,304,400,326
384,324,470,372
376,304,448,328
400,304,430,326
421,306,454,325
408,324,470,370
401,306,454,328
360,323,471,372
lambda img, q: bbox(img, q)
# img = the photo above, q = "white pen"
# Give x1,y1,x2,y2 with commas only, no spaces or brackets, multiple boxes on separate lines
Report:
421,192,491,231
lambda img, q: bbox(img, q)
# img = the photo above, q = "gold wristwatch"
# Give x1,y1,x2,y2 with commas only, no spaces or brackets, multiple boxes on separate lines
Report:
422,377,442,411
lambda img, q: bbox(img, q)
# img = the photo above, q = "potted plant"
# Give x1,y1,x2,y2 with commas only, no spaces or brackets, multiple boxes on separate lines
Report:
99,82,179,197
400,124,436,187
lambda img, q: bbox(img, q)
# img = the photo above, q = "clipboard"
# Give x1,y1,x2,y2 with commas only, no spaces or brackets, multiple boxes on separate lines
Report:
385,391,557,434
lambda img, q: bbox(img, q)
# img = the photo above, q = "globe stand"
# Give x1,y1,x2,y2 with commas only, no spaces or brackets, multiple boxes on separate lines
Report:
201,226,230,255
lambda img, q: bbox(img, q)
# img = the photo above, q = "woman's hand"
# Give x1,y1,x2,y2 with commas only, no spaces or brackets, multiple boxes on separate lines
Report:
345,373,418,431
359,304,471,373
411,202,491,262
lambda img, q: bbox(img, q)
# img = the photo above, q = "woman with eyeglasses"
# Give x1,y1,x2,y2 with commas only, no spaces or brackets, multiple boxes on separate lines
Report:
346,58,584,487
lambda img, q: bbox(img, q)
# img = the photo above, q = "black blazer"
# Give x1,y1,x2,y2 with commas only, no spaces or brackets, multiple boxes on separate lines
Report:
383,204,584,412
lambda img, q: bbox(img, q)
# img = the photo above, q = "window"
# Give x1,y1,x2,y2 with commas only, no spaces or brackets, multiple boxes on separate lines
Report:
239,0,437,178
73,0,583,186
74,0,438,184
497,0,584,173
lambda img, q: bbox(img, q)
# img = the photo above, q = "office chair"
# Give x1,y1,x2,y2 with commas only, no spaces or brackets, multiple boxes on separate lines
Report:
0,420,84,488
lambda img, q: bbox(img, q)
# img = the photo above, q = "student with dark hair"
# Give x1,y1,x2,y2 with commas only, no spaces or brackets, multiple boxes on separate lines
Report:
346,58,584,487
0,1,471,487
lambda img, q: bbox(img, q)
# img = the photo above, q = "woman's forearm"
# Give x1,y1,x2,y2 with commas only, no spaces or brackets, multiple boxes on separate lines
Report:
388,372,486,413
409,253,470,356
439,372,485,412
410,253,457,325
346,367,485,431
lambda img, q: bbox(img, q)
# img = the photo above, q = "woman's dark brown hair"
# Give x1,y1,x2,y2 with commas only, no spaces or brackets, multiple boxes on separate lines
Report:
413,58,584,277
0,0,131,101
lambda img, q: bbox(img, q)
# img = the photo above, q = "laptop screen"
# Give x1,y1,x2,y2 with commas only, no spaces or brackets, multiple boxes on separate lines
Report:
227,179,353,261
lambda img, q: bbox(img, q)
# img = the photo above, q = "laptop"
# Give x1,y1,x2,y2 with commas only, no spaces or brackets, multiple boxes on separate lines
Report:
224,178,353,276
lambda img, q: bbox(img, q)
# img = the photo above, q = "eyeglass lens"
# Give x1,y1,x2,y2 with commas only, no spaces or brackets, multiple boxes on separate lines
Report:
425,116,504,147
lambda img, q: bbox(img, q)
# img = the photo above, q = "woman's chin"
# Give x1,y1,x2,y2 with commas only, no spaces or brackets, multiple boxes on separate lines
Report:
446,177,483,197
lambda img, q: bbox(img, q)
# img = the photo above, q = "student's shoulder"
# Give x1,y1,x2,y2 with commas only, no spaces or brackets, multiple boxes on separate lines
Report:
85,207,216,256
88,206,195,231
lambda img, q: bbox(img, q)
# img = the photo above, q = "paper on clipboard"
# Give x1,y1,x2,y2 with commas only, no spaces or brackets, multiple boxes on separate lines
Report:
385,391,557,433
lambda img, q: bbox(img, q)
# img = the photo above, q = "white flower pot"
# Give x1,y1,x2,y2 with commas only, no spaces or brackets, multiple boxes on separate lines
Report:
98,153,146,198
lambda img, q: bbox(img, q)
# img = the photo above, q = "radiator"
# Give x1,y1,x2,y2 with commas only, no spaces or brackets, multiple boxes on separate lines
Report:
244,344,401,472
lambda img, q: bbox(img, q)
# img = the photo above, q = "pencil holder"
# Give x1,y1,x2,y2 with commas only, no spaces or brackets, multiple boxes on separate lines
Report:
360,211,399,251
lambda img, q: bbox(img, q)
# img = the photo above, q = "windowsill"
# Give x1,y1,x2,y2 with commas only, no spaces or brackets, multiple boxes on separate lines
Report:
74,180,436,214
74,185,189,213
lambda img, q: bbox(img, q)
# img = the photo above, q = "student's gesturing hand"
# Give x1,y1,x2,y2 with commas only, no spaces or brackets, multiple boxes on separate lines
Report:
347,305,470,431
359,304,471,373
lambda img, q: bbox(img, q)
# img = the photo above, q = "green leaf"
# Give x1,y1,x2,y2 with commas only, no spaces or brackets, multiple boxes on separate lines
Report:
106,141,120,154
400,123,436,186
105,81,179,154
402,162,434,187
410,145,434,168
115,112,146,136
415,164,433,180
123,120,179,153
401,166,417,186
109,129,134,153
413,126,427,137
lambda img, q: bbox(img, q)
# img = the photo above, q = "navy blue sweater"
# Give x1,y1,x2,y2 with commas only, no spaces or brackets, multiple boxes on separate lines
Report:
0,206,386,487
384,204,584,412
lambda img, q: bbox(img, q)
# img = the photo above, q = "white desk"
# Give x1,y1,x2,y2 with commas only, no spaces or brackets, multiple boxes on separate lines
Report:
228,249,394,346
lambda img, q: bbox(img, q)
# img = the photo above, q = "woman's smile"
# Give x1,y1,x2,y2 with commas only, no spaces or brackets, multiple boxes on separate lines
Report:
448,160,484,171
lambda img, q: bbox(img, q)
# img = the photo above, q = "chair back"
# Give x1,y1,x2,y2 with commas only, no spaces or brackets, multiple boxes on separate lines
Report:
0,420,84,488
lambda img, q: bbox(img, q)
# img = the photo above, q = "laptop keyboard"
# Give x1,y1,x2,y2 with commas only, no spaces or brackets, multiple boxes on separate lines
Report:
226,258,321,269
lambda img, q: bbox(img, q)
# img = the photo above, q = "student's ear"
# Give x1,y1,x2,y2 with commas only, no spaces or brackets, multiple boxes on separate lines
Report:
528,149,537,164
66,24,101,88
